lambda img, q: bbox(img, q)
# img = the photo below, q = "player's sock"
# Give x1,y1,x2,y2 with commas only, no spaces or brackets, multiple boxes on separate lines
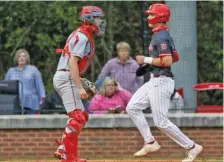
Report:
187,143,195,150
146,140,155,145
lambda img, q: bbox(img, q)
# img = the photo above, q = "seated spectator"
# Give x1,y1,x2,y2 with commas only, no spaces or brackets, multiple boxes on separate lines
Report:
98,41,143,94
4,49,45,114
89,77,132,114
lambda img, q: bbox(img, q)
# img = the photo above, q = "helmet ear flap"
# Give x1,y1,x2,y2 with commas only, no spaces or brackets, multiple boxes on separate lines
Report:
158,13,166,21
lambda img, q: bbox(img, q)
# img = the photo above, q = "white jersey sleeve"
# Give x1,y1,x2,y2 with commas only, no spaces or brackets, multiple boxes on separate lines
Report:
69,32,89,59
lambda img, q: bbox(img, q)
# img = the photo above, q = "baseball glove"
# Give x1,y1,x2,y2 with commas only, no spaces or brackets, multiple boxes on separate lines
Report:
80,78,97,99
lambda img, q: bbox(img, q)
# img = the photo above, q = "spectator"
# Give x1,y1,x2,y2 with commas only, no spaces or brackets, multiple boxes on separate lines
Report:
4,49,45,114
98,41,143,94
89,77,132,114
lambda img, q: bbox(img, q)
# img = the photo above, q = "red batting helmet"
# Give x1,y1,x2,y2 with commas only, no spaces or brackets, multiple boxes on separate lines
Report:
80,6,106,36
145,3,170,25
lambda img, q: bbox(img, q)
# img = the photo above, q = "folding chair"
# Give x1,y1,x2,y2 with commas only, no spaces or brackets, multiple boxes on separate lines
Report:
193,83,224,113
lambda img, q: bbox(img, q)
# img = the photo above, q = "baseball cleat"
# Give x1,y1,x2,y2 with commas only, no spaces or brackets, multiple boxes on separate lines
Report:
134,141,161,157
182,143,203,162
60,159,87,162
76,159,87,162
54,149,65,159
54,145,66,160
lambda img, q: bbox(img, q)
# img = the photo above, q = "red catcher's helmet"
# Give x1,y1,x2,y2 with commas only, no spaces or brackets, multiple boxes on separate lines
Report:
145,3,170,25
80,6,106,36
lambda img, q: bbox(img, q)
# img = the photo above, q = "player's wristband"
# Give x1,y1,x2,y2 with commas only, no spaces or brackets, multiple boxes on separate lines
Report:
144,57,153,64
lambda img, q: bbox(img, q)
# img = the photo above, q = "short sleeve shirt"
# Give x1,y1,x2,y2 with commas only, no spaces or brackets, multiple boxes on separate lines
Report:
68,32,90,59
56,32,91,71
148,30,175,77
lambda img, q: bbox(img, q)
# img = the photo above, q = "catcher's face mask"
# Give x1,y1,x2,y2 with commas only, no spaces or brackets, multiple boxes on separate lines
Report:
93,16,106,36
80,6,106,36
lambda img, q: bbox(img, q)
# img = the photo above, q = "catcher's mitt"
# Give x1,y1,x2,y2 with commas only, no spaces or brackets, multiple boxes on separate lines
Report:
80,78,97,99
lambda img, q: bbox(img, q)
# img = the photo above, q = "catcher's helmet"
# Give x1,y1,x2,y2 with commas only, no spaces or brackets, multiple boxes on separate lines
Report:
80,6,106,36
145,3,170,25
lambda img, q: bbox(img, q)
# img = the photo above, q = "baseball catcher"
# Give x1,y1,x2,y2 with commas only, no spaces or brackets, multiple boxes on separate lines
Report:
53,6,106,162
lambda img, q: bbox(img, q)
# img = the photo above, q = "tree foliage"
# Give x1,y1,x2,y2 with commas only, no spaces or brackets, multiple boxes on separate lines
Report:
0,1,222,105
197,1,223,104
0,1,80,91
0,1,149,91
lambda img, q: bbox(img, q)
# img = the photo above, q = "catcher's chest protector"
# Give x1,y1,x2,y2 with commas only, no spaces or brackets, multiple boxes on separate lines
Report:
56,25,95,76
77,26,95,76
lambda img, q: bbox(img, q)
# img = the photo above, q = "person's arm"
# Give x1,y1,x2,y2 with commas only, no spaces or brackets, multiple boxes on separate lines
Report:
98,60,111,79
34,67,46,104
69,32,89,99
88,95,104,114
114,90,132,113
136,40,173,67
150,56,172,67
134,62,144,86
69,56,82,89
40,94,51,114
69,56,88,99
4,68,12,80
121,90,132,107
136,55,172,67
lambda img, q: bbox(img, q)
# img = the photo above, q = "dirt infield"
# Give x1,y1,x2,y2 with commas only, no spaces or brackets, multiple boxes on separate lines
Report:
1,159,223,162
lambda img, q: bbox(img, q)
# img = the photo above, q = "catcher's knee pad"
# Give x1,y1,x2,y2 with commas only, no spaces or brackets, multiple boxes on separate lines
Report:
67,109,89,134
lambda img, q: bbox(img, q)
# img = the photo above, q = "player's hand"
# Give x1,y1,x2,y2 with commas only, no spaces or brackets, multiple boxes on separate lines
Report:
78,88,88,99
136,55,145,65
40,97,45,104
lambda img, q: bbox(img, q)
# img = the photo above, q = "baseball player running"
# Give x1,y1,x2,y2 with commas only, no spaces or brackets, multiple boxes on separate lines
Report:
126,3,203,162
53,6,106,162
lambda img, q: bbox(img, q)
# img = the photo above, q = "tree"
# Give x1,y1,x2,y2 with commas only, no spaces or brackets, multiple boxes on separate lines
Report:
0,1,222,105
0,1,79,91
197,1,223,104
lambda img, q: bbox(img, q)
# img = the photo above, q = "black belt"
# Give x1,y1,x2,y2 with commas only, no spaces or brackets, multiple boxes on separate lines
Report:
58,69,70,72
151,73,174,79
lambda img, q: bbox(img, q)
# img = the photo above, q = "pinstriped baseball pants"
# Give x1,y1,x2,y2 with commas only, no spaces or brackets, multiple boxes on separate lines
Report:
126,77,194,149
